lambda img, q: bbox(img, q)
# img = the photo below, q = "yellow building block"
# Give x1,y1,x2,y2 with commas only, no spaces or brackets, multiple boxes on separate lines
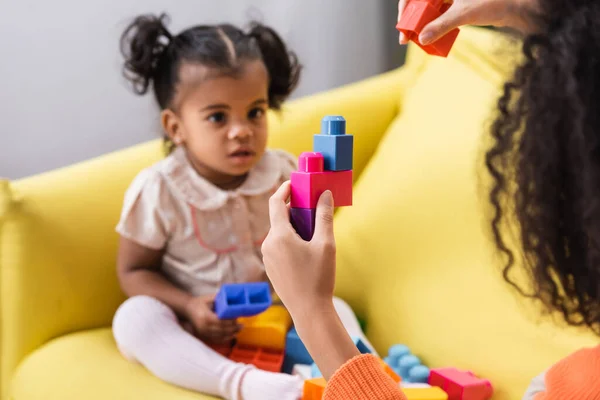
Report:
237,305,292,350
402,386,448,400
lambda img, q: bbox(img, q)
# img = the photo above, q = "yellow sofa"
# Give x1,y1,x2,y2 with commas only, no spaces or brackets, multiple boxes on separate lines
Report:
1,27,597,400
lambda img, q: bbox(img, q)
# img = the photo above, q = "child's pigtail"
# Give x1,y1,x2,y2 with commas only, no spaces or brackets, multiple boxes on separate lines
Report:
249,23,302,109
120,13,173,96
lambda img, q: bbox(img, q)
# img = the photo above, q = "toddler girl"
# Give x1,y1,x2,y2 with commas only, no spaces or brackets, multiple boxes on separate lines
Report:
111,13,372,400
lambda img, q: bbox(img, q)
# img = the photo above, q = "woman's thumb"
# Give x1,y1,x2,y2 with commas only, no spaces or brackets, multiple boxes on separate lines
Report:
312,190,334,240
419,5,463,45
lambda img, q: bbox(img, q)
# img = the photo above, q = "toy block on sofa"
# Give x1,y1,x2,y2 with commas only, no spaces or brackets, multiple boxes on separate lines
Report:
429,368,493,400
402,386,449,400
313,115,353,171
229,344,284,373
396,0,459,57
290,152,352,209
385,344,431,383
214,282,271,320
302,378,326,400
290,207,316,241
236,305,292,350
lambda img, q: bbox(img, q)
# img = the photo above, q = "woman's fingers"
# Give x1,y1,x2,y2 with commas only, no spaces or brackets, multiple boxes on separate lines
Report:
268,181,292,232
419,3,467,45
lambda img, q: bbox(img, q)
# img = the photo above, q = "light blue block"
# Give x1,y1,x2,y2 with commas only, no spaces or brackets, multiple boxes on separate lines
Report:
398,355,421,379
407,365,430,383
388,344,411,365
314,115,353,171
311,362,322,378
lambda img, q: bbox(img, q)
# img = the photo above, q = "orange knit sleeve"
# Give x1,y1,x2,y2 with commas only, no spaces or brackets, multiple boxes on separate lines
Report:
322,354,408,400
534,345,600,400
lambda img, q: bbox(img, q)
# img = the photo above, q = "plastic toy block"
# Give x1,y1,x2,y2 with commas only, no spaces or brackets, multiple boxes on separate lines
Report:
379,358,402,384
229,344,284,373
236,305,292,350
302,378,326,400
313,115,353,171
292,364,313,380
290,207,316,241
208,341,233,357
214,282,272,320
290,152,352,209
283,327,313,373
385,344,431,383
402,387,449,400
429,368,493,400
396,0,459,57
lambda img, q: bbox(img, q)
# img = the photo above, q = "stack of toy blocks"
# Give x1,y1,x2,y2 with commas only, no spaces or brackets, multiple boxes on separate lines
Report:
290,115,353,241
385,344,431,384
213,282,290,373
396,0,459,57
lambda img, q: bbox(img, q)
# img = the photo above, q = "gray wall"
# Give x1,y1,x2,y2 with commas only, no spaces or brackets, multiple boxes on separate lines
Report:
1,0,404,180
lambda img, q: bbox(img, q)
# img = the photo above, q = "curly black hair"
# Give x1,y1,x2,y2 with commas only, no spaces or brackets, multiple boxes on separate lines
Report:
119,13,301,154
486,0,600,334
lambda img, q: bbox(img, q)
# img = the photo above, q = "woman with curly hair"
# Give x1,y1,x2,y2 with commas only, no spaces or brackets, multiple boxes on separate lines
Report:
260,0,600,399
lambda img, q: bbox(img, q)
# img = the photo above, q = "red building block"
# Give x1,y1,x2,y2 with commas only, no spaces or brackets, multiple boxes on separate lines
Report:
229,344,284,373
302,378,326,400
290,152,352,209
429,368,493,400
208,341,234,357
396,0,459,57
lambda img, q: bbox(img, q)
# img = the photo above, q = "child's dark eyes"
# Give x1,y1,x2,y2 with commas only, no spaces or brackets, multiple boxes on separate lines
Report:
248,107,265,120
207,112,227,123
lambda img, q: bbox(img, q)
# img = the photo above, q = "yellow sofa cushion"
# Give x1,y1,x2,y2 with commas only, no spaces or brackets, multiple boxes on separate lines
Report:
11,328,217,400
332,27,598,400
1,44,407,397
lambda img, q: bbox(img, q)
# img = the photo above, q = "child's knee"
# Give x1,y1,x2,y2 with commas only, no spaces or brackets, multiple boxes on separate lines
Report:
112,296,175,348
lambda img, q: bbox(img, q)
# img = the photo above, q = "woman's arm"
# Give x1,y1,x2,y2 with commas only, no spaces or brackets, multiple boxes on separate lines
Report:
262,183,407,399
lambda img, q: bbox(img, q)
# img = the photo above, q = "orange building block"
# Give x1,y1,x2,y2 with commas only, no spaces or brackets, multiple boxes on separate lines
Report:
380,358,402,384
302,377,326,400
396,0,459,57
236,305,292,350
229,344,284,373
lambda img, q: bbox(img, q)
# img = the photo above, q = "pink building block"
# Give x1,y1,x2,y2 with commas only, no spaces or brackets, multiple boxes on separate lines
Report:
429,368,493,400
290,152,352,209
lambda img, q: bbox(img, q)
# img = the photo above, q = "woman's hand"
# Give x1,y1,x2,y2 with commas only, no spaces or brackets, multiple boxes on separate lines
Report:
261,181,337,317
398,0,538,46
262,181,362,379
183,295,241,344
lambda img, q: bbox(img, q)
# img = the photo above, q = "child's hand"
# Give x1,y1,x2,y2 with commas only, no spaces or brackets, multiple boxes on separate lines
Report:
184,295,242,344
261,181,337,319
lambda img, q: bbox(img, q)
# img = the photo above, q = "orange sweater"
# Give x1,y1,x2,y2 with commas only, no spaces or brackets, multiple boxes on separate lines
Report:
323,346,600,400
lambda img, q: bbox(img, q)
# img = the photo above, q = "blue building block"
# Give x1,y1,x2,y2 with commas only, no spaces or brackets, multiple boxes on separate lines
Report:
282,327,313,373
384,344,430,383
214,282,271,319
311,336,372,378
313,115,353,171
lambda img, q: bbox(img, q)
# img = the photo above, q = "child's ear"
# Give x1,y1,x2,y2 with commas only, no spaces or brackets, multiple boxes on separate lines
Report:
161,109,184,145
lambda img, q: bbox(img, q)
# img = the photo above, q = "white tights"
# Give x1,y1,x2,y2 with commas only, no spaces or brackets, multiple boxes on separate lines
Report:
112,295,372,400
